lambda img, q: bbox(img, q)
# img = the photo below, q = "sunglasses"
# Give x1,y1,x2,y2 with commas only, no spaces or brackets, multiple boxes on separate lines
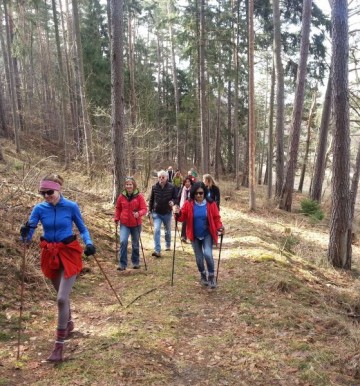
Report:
195,191,204,196
40,190,55,197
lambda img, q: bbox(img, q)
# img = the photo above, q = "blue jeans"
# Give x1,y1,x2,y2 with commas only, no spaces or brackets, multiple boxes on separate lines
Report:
119,224,141,268
191,234,215,275
152,212,172,253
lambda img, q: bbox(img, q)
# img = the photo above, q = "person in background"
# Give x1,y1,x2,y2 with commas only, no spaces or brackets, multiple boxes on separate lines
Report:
20,173,95,362
114,177,147,271
148,170,177,258
167,166,175,183
190,167,198,178
203,174,220,209
172,169,183,197
173,181,224,289
187,170,197,183
178,176,194,243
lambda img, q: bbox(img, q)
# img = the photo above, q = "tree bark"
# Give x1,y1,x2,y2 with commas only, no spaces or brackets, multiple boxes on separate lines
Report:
3,1,20,152
72,0,94,174
328,0,352,269
199,0,209,174
310,75,332,201
52,0,69,168
298,90,317,192
279,0,312,211
168,0,182,170
273,0,285,198
266,62,276,198
110,0,126,201
248,0,256,210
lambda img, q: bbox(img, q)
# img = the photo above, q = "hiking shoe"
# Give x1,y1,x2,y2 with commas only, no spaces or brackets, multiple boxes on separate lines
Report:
200,272,208,286
165,247,171,251
117,266,126,271
152,251,161,258
208,276,217,289
132,265,141,269
181,238,187,243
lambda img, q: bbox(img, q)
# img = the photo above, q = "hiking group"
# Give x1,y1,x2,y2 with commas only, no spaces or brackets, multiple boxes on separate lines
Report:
19,168,225,362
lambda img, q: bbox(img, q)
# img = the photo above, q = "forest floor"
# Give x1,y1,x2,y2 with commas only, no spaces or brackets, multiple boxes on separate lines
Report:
1,136,360,386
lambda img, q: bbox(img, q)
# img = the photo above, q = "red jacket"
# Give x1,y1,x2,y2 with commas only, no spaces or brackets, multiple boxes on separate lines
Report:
40,239,83,279
114,190,147,227
176,200,223,245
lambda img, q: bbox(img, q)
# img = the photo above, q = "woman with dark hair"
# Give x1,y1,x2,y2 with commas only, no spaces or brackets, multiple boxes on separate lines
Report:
173,182,224,288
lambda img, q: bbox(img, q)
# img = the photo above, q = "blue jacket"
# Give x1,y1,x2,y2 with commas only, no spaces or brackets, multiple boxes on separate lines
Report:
26,196,92,245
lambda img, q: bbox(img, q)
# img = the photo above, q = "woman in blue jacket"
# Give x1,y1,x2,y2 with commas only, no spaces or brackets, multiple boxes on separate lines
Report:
20,173,95,362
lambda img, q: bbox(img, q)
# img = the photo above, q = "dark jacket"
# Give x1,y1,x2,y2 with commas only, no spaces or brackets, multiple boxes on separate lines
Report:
149,182,177,215
208,185,220,209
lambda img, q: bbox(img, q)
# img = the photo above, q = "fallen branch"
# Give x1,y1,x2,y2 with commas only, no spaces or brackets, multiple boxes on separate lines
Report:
126,288,158,308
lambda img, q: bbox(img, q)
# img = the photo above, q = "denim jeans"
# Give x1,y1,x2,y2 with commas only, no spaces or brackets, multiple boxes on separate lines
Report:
119,224,141,268
152,212,172,253
191,234,215,275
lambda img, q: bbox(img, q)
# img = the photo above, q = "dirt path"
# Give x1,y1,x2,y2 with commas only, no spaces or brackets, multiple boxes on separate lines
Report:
2,204,360,385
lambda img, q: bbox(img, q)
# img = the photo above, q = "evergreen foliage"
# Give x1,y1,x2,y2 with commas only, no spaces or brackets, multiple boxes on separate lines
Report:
300,198,324,221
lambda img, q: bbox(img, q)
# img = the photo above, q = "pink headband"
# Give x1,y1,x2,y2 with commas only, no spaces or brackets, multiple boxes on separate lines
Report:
39,180,61,191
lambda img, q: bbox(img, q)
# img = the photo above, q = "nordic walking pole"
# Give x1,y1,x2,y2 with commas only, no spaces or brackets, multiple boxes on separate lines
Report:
216,233,224,282
176,222,185,251
148,213,153,234
115,222,119,263
135,213,147,270
92,254,123,306
171,218,178,286
17,243,27,360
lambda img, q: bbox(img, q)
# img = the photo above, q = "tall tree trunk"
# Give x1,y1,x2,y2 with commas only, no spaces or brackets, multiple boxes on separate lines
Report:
52,0,69,168
0,142,5,162
273,0,285,198
0,76,8,136
168,0,182,170
0,6,12,125
279,0,312,211
110,0,126,201
350,143,360,224
298,90,317,192
233,0,240,189
248,0,256,210
227,75,232,173
328,0,351,269
128,12,137,174
72,0,94,174
214,67,221,181
62,0,81,153
267,62,275,198
199,0,209,173
3,1,20,152
310,75,332,201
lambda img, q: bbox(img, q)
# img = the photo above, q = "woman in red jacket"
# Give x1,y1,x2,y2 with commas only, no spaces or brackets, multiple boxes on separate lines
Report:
114,177,147,270
174,182,224,288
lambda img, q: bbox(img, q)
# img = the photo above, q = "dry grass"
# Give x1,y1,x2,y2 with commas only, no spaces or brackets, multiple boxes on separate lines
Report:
1,136,360,385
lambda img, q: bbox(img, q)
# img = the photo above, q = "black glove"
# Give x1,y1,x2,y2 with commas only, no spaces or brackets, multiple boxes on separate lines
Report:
20,222,36,241
84,244,96,256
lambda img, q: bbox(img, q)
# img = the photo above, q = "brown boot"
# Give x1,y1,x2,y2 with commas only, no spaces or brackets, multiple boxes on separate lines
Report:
47,342,64,362
47,328,66,362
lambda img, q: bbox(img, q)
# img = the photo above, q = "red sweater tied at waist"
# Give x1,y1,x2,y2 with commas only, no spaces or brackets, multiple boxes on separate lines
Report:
40,239,83,279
